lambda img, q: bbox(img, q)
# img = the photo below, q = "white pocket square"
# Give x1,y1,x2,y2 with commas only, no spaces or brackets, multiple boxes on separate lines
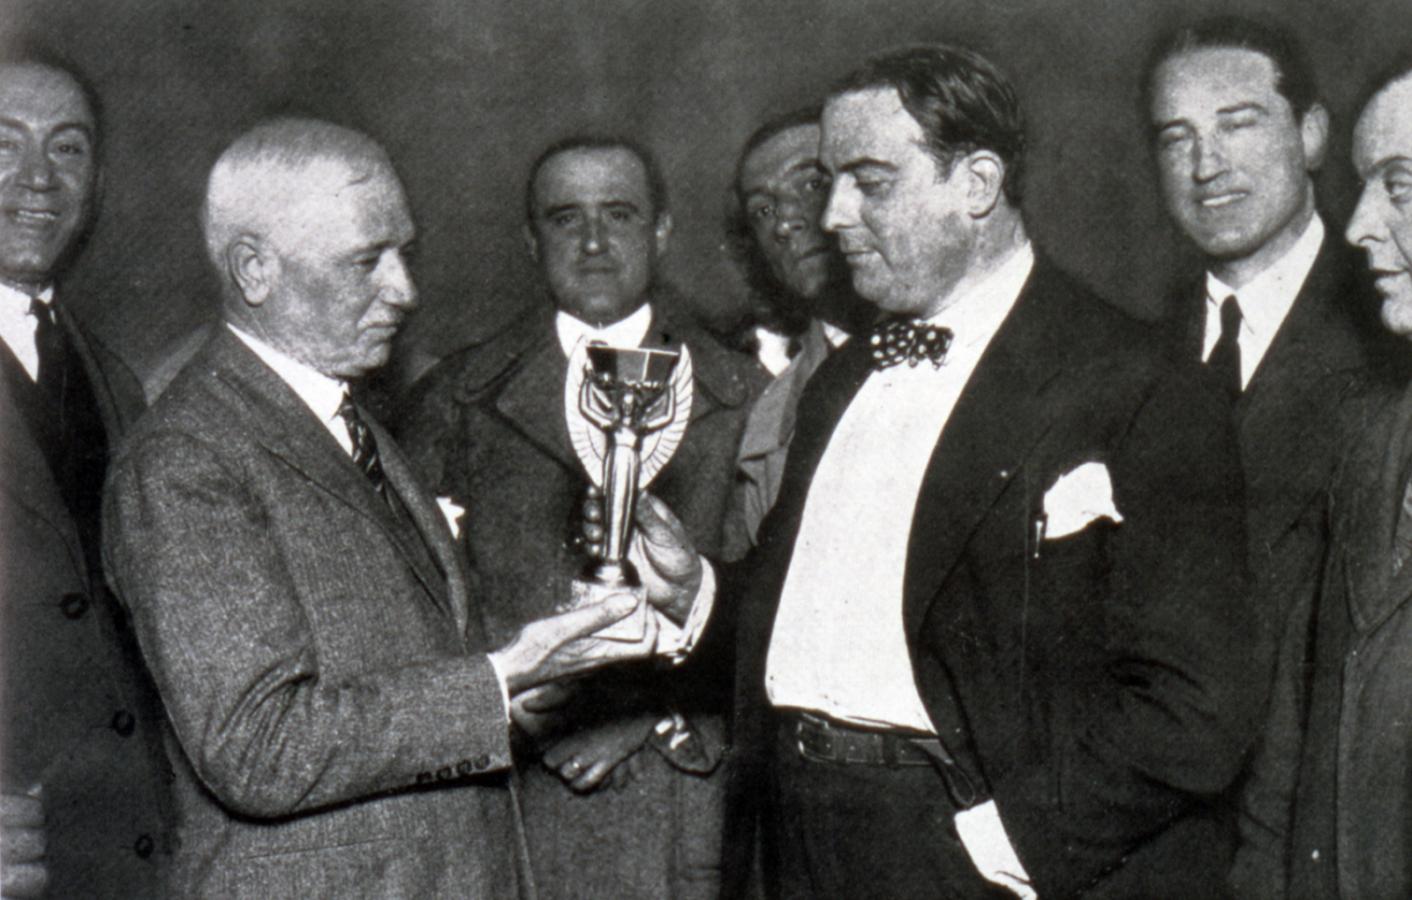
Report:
436,496,466,539
1042,461,1122,540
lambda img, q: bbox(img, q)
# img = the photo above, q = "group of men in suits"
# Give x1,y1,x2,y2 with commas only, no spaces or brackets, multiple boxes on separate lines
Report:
11,11,1412,900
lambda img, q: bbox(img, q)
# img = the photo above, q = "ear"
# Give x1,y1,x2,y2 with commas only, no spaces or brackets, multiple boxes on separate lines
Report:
653,211,674,256
227,235,273,308
523,224,541,263
963,151,1006,218
1300,102,1330,172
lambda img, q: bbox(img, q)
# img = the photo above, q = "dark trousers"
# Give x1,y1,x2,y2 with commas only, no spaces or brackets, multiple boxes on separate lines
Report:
763,718,1013,900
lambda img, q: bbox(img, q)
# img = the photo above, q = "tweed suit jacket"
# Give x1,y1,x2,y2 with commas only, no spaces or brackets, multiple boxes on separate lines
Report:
725,257,1264,899
103,330,524,899
0,303,172,898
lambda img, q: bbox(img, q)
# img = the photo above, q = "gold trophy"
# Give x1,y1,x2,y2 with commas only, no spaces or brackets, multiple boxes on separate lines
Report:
564,340,693,640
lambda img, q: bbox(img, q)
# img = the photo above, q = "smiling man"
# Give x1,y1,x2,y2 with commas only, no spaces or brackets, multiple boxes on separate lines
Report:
1145,16,1403,645
396,136,760,899
0,47,168,899
1232,65,1412,899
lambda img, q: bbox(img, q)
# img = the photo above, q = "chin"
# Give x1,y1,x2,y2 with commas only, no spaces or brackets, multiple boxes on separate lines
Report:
1379,294,1412,338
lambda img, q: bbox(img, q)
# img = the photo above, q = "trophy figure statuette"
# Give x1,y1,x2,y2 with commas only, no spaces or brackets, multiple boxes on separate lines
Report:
564,340,693,640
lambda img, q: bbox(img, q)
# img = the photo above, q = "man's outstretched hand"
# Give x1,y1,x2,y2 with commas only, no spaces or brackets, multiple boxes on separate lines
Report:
490,595,659,696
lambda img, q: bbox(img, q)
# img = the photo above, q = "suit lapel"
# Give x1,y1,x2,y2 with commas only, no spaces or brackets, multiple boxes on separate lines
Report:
1346,386,1412,633
209,333,457,623
493,334,582,475
901,264,1066,638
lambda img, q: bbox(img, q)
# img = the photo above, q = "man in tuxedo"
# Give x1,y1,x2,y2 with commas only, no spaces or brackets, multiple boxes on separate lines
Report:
1145,16,1401,643
102,118,675,898
722,107,873,557
0,47,171,898
665,44,1263,898
1232,64,1412,900
396,136,759,899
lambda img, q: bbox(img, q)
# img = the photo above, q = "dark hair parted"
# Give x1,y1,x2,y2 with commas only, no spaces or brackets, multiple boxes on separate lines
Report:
1141,15,1320,129
724,106,823,305
524,135,669,226
828,44,1026,206
0,38,103,151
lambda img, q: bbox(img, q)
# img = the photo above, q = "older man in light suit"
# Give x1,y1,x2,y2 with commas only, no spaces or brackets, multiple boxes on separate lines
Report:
102,118,683,899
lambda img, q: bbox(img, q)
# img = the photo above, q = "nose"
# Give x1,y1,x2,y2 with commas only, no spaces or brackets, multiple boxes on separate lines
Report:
772,199,807,242
821,179,856,234
1345,183,1383,250
18,143,55,191
1192,134,1228,184
383,251,419,311
580,215,605,255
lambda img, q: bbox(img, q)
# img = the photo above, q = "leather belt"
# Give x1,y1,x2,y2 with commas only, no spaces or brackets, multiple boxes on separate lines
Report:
785,711,984,808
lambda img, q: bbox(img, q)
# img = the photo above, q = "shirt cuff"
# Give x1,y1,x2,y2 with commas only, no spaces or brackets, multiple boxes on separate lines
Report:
954,800,1036,899
485,652,512,723
655,559,715,662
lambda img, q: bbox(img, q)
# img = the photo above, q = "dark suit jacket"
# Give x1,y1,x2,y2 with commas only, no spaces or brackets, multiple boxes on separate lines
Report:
1163,233,1397,639
103,330,524,899
0,303,172,897
727,257,1263,898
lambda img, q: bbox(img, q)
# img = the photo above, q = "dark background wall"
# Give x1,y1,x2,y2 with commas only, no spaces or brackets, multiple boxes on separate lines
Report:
5,0,1408,390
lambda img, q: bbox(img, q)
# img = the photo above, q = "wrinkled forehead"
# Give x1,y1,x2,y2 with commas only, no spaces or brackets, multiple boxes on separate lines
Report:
0,62,94,134
741,124,823,192
251,155,407,245
1355,77,1412,173
531,147,653,213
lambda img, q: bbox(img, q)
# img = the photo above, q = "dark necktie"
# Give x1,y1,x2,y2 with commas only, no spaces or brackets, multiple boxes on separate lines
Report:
869,317,954,370
30,296,65,403
337,393,389,499
1205,295,1243,402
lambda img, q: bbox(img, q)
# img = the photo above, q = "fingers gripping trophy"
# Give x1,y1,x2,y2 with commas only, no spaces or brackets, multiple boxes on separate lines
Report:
564,341,693,639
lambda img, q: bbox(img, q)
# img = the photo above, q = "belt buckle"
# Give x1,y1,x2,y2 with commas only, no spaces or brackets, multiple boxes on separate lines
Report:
796,714,835,762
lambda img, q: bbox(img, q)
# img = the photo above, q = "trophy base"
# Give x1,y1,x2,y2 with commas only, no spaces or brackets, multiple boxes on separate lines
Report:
567,578,648,642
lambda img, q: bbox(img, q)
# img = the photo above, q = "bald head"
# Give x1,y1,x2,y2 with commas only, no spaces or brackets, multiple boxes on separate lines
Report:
202,118,418,378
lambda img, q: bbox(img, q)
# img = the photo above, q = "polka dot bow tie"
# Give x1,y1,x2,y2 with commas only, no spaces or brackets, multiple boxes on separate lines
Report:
868,317,954,370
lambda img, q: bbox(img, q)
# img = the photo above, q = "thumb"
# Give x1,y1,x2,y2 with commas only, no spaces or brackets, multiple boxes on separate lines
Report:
635,494,685,545
550,594,638,643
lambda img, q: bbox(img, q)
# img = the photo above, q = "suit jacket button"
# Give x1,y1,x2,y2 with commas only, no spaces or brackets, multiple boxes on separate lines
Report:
60,592,89,619
134,834,154,859
456,759,474,776
436,765,453,781
415,771,433,785
111,710,136,737
474,754,491,769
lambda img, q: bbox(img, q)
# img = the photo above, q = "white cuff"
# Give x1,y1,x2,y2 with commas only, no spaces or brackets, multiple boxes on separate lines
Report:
954,800,1036,899
485,653,512,724
655,559,716,663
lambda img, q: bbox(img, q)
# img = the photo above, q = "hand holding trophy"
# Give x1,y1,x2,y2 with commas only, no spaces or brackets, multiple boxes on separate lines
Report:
563,340,693,639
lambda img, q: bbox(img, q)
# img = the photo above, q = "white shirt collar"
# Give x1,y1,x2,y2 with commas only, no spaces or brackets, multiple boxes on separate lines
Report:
226,323,353,454
928,240,1035,349
0,283,54,381
1203,214,1324,378
554,303,654,357
821,321,851,349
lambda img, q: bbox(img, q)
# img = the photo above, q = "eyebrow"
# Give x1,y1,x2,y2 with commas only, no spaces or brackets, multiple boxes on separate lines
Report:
1215,102,1268,117
837,157,897,175
541,199,641,217
0,116,94,138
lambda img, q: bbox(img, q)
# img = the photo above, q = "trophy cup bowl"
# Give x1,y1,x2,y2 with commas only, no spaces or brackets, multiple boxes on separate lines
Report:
564,342,693,641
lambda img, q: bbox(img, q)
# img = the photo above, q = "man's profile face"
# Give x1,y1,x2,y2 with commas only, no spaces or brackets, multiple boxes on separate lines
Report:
0,63,97,295
1347,76,1412,337
1151,47,1321,274
741,123,833,301
528,146,669,326
820,87,976,318
264,160,418,379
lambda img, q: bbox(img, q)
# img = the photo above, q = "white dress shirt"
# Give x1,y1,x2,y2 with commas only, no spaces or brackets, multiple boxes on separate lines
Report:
0,282,53,382
1203,214,1324,388
227,324,353,455
555,303,653,357
766,242,1035,732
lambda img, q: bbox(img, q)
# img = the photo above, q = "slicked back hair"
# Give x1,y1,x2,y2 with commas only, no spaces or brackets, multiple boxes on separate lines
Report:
524,135,669,228
0,38,103,151
827,44,1027,206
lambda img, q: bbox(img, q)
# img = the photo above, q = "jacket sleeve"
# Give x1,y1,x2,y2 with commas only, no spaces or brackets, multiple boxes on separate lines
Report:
996,365,1270,898
103,428,512,820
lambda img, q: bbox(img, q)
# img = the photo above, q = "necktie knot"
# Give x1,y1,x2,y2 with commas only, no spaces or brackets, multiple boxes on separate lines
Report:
1220,295,1242,338
869,317,953,370
1206,294,1243,401
27,296,55,326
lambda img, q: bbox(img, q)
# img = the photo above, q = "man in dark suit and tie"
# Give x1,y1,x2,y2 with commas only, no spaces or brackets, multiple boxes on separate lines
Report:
102,118,676,899
0,47,171,898
1144,16,1401,641
651,44,1263,897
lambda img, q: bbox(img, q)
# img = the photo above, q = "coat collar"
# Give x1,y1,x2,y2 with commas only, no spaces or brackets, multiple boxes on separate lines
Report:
204,331,467,632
